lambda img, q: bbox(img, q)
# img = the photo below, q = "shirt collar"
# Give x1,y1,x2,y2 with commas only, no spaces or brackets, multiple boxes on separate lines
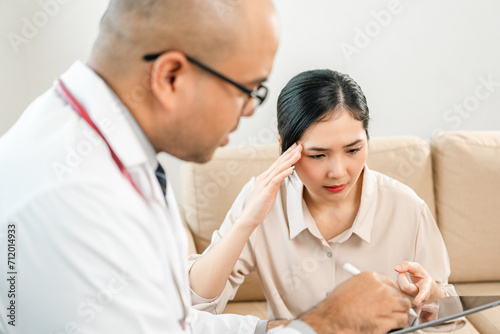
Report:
286,165,378,243
350,165,377,243
286,172,309,239
58,61,157,171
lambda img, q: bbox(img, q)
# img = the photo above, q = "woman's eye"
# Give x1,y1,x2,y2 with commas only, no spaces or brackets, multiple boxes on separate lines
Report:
347,148,361,155
309,154,325,159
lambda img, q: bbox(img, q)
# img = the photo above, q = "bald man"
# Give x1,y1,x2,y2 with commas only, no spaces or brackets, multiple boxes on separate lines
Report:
0,0,410,333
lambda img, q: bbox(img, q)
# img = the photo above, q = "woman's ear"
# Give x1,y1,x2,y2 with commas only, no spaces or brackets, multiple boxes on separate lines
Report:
277,134,281,143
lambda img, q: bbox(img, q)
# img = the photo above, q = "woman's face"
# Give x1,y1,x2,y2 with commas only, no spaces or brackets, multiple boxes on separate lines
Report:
294,109,368,205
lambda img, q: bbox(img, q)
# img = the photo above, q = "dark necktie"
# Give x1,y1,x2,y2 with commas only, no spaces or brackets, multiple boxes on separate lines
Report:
155,163,167,197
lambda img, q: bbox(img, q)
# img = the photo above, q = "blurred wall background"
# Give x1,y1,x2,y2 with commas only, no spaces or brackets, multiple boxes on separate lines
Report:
1,0,499,198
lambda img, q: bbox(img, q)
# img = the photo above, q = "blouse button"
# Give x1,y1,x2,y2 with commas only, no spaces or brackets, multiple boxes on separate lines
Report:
327,252,333,258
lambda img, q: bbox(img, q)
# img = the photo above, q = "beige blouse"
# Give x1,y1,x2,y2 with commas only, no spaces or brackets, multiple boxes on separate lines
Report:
187,166,456,320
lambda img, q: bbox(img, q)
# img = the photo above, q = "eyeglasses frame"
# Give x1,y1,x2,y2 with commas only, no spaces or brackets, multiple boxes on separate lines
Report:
143,51,268,106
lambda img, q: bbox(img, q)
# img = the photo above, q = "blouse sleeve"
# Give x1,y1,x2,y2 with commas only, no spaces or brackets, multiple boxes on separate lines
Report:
414,203,457,297
186,178,258,314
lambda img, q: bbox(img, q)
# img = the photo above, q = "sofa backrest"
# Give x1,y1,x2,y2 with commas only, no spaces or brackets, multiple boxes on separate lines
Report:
432,131,500,283
367,136,436,217
180,136,435,301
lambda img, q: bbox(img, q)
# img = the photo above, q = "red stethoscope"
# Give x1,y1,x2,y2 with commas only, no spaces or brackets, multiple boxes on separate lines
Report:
55,78,192,331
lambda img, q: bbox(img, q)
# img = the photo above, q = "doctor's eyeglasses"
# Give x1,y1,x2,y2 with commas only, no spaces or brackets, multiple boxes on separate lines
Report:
143,51,268,114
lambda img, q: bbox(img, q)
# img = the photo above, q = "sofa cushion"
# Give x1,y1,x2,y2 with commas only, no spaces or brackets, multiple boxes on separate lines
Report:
454,282,500,296
466,307,500,334
432,131,500,282
367,136,436,217
222,301,268,320
454,282,500,334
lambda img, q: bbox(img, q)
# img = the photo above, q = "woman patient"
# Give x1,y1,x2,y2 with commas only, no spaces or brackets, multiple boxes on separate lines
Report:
187,69,455,320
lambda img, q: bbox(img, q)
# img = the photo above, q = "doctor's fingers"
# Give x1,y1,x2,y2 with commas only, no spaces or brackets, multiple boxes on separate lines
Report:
374,273,414,308
378,311,410,334
374,271,403,288
385,286,413,318
372,273,413,307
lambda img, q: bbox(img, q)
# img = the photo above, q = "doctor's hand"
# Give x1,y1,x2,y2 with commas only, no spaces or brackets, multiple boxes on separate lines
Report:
394,261,446,305
238,143,302,228
299,272,411,334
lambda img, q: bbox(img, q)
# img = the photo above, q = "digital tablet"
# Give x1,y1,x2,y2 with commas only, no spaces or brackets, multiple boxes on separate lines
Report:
389,295,500,333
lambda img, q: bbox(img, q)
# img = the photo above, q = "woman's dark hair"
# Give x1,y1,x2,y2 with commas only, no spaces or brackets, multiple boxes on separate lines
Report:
277,69,370,153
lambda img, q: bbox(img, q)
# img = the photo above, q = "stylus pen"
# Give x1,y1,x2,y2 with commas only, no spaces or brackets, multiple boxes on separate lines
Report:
342,263,418,318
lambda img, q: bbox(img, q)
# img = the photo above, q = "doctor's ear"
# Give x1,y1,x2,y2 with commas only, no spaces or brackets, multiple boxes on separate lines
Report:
149,51,191,110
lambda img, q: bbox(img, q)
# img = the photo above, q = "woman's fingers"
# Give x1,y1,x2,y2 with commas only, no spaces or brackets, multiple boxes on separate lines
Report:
257,144,296,181
395,261,425,277
414,282,431,304
240,144,302,228
269,166,295,188
395,261,423,299
262,144,302,185
269,143,299,170
395,261,442,304
397,272,419,296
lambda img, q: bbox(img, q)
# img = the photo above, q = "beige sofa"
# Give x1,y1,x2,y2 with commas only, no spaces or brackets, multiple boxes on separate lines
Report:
180,131,500,333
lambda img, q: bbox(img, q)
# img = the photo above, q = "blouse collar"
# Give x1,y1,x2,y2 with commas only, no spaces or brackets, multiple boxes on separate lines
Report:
286,165,377,244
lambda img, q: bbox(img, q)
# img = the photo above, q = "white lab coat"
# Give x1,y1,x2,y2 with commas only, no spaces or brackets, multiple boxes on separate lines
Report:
0,61,302,334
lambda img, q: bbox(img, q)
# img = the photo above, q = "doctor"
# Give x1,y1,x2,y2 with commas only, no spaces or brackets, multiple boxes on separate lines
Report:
0,0,410,333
